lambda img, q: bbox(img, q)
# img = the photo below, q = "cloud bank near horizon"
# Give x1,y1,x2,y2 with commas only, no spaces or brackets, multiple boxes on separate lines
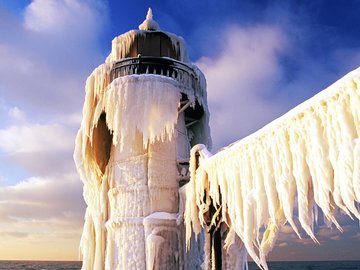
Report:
0,0,105,260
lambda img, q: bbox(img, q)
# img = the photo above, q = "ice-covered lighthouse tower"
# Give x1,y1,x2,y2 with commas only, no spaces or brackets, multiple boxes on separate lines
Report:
74,9,211,270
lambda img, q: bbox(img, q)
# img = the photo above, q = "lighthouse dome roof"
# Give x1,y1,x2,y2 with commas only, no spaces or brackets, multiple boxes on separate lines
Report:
105,8,190,63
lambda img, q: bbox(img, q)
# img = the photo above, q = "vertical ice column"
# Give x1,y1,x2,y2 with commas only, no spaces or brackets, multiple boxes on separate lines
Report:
105,123,182,270
147,134,178,213
105,131,149,270
177,111,207,270
142,115,183,270
100,78,185,270
144,213,179,270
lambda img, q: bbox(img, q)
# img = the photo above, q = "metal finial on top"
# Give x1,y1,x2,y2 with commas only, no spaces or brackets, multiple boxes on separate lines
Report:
139,7,160,31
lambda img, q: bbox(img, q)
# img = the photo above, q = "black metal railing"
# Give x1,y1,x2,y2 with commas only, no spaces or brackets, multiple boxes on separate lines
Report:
110,56,200,91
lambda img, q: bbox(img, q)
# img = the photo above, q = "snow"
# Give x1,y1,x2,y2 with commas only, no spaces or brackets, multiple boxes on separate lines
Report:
144,212,178,221
146,233,165,270
185,67,360,270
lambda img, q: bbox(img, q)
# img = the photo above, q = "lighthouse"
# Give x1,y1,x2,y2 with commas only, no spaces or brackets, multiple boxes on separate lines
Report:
74,9,211,269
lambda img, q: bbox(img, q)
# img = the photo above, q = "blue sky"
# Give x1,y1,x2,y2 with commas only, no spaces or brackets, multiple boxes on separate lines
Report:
0,0,359,261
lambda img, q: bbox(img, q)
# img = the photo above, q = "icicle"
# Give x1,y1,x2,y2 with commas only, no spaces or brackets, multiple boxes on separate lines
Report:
185,144,212,248
261,139,281,229
184,66,360,269
146,232,165,270
259,222,279,268
288,118,318,242
94,75,181,150
353,138,360,202
304,109,343,229
224,229,249,270
274,127,300,238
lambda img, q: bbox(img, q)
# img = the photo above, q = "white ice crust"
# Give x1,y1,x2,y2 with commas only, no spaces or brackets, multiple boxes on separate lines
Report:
74,26,211,270
185,67,360,270
106,29,190,63
139,8,160,31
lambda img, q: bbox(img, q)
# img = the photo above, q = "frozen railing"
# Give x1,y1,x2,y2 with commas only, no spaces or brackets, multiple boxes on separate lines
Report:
110,56,200,92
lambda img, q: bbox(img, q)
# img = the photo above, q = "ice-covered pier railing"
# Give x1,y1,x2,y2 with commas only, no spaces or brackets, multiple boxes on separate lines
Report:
185,67,360,270
110,56,202,94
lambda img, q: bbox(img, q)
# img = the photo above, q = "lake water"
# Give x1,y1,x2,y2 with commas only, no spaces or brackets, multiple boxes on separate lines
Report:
0,261,81,270
0,260,359,269
249,261,360,270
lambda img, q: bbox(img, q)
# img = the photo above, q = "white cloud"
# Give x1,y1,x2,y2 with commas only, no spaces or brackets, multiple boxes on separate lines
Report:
0,174,84,260
196,25,288,150
0,174,85,258
0,174,85,221
58,111,83,126
24,0,105,40
0,175,6,184
0,106,79,176
0,0,107,116
8,107,26,124
0,0,107,177
0,123,74,154
0,2,100,257
25,0,84,32
195,20,360,152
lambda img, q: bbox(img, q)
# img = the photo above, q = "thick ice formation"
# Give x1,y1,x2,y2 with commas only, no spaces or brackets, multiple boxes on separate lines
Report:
185,67,360,270
74,74,182,269
106,29,189,64
88,75,180,149
74,24,211,269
